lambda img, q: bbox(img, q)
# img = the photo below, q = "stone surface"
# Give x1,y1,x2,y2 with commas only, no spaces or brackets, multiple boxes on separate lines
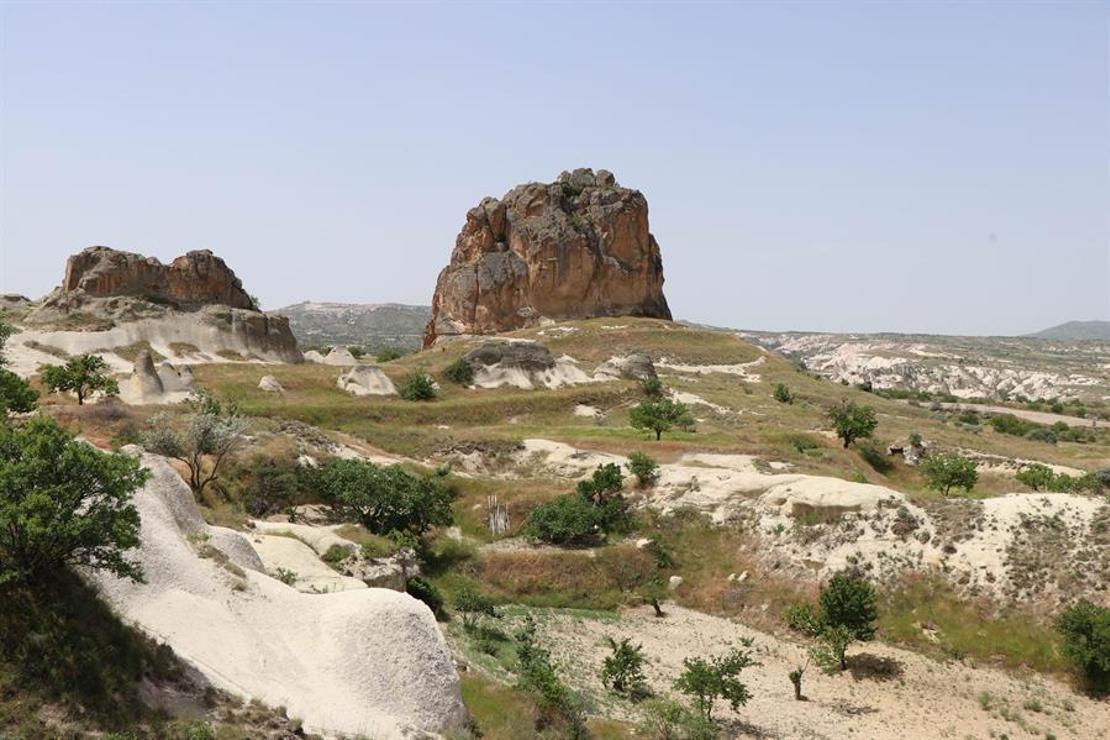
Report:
258,375,284,393
595,352,657,381
338,365,397,396
127,350,164,403
423,168,671,346
462,340,595,390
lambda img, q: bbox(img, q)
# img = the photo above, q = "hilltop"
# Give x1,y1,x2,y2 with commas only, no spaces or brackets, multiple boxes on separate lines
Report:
1027,320,1110,341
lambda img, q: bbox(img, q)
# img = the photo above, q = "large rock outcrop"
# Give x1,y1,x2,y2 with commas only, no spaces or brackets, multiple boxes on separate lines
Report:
50,246,255,312
423,168,672,347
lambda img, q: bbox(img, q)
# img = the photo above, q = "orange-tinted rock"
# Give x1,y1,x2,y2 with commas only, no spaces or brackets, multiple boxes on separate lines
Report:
423,169,671,347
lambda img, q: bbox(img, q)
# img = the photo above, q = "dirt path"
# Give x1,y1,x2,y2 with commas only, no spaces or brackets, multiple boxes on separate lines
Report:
931,402,1097,429
529,604,1108,740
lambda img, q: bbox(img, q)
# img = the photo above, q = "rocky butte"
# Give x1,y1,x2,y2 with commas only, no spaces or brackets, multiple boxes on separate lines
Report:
423,168,672,347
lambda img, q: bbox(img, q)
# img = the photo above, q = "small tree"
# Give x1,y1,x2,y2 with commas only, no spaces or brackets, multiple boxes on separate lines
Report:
1016,463,1054,492
673,641,758,721
817,572,878,671
828,401,877,448
443,358,474,386
141,397,247,500
1056,600,1110,694
41,354,119,405
0,318,37,415
631,398,694,441
310,458,454,536
921,452,978,496
627,451,661,488
0,416,149,584
601,636,649,699
773,383,794,404
453,585,498,632
788,658,809,701
399,372,437,401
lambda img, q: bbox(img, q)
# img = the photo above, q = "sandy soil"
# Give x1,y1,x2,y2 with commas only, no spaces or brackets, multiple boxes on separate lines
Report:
530,604,1109,740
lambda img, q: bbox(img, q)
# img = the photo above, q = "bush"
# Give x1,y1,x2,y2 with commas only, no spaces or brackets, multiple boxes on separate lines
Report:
453,585,498,631
309,459,454,536
858,442,892,474
347,345,365,359
673,642,758,721
238,455,304,517
787,572,878,672
375,347,405,363
920,453,978,496
405,576,444,618
1056,600,1110,694
638,697,719,740
524,493,602,545
443,358,474,386
990,414,1034,437
399,372,437,401
627,451,661,488
0,367,38,415
640,377,665,400
141,399,248,500
772,383,794,404
0,416,149,584
41,354,119,405
601,636,649,699
515,614,585,734
1016,463,1054,492
827,401,878,448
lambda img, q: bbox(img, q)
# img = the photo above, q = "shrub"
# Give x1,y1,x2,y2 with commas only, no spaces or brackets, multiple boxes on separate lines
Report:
990,414,1034,437
238,455,304,517
858,442,892,474
638,698,718,740
399,372,437,401
827,401,878,448
921,453,978,496
0,368,38,415
41,354,119,405
1016,463,1054,492
673,641,758,721
515,614,585,734
0,416,149,584
788,434,820,455
1025,427,1059,444
627,451,661,488
453,585,498,631
640,377,665,400
524,493,602,545
601,636,649,699
443,358,474,386
375,347,405,363
309,458,454,536
347,346,365,359
322,544,353,564
772,383,794,404
405,576,445,619
787,572,878,672
1056,600,1110,694
141,397,248,500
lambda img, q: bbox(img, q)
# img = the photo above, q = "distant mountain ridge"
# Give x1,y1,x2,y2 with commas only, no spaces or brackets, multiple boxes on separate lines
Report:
275,301,430,351
1026,320,1110,341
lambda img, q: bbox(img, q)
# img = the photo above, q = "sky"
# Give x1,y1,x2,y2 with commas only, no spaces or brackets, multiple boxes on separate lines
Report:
1,1,1106,336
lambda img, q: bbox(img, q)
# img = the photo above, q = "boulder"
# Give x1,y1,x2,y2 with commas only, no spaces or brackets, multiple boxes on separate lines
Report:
322,346,358,366
258,375,284,393
338,365,397,396
423,168,672,346
303,349,326,363
596,352,657,381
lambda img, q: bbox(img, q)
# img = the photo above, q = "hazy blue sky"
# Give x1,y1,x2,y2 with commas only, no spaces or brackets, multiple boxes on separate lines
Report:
1,1,1106,335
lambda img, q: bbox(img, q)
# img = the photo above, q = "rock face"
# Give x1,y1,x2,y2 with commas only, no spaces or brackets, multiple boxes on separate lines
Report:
423,168,672,347
596,352,657,381
338,365,397,396
461,340,594,390
51,246,255,312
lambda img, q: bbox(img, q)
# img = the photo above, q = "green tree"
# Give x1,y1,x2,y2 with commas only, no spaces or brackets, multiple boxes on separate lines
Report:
673,642,758,721
375,347,405,363
0,317,38,415
524,493,602,545
640,377,665,400
601,636,649,699
632,398,694,441
399,371,437,401
1056,600,1110,694
141,398,247,500
627,451,661,488
817,572,878,670
773,383,794,404
921,452,978,496
0,416,149,584
827,401,878,448
41,354,119,405
310,458,454,536
1015,463,1055,492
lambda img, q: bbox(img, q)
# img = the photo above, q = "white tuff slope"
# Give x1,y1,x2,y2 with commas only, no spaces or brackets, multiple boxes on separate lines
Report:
91,450,465,738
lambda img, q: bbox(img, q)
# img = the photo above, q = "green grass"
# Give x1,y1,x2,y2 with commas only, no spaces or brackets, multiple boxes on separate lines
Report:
878,573,1065,673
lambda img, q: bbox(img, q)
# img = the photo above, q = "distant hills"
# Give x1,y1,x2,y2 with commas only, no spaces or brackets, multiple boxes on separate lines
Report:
1026,320,1110,341
275,302,429,351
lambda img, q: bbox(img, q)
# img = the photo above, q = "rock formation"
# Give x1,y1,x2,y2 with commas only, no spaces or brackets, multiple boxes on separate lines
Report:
596,352,657,381
258,375,284,393
423,168,672,347
338,365,397,396
48,246,255,313
461,340,594,390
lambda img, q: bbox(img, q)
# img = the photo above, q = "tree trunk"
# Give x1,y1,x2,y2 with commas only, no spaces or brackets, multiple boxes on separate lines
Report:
839,651,847,671
650,598,663,618
791,674,803,700
655,430,662,441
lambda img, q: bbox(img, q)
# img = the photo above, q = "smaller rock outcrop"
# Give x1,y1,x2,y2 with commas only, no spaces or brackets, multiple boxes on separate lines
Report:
125,351,165,404
323,346,358,366
157,360,195,393
338,366,397,396
258,375,284,393
302,350,326,363
596,352,657,381
461,340,593,390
